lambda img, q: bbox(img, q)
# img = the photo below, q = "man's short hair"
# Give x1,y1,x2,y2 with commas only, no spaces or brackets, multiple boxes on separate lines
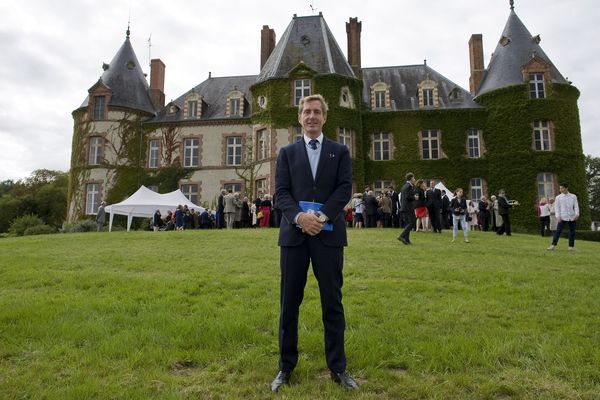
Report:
297,94,329,118
559,182,569,188
405,172,414,181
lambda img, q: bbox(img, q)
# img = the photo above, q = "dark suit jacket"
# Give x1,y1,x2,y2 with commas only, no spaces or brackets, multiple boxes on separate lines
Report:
275,137,352,247
400,182,415,213
498,196,512,215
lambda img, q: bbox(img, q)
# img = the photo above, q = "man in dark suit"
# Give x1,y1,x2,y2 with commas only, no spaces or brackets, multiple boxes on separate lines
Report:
389,186,400,228
397,172,416,244
496,189,518,235
271,94,358,391
426,180,443,233
364,190,378,228
441,190,450,229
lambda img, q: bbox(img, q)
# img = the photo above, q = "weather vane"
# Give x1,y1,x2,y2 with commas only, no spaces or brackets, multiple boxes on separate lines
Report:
510,0,514,10
309,1,318,14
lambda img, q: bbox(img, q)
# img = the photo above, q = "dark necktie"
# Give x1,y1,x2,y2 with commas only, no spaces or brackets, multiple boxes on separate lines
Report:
308,139,318,150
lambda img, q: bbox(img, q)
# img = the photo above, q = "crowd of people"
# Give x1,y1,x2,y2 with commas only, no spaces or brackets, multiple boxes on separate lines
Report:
149,189,282,231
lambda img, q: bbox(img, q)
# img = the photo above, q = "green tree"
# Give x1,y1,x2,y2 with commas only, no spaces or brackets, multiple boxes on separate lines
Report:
585,155,600,221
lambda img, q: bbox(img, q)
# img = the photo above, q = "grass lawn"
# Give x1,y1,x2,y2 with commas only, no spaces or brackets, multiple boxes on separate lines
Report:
0,228,599,399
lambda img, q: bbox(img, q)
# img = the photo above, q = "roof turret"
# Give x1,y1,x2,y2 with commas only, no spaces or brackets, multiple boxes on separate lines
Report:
476,3,567,96
257,13,355,82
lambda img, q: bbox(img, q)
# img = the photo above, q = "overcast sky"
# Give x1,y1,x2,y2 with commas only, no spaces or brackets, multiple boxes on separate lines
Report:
1,0,598,182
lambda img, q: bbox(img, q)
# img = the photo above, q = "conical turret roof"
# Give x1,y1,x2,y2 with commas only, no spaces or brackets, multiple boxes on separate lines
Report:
257,13,356,82
476,8,567,96
80,33,156,114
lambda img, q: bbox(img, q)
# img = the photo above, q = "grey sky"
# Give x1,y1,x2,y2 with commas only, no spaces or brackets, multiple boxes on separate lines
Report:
1,0,598,181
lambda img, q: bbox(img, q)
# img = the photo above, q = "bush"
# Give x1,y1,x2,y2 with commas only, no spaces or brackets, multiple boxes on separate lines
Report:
8,214,45,236
69,220,98,233
23,224,57,236
576,230,600,242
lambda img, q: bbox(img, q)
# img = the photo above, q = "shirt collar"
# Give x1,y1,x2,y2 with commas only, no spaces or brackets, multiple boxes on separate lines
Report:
303,133,323,147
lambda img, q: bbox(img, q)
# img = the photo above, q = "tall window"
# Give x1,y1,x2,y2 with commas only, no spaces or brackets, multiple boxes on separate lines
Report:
470,178,483,201
88,136,103,165
227,136,242,166
93,96,105,120
255,178,267,197
374,90,385,108
292,126,303,143
533,120,551,151
180,184,198,204
256,129,267,160
529,73,545,99
422,130,440,160
372,132,390,161
148,139,160,168
374,180,392,193
423,89,434,106
337,128,353,156
183,138,199,167
85,183,100,215
230,98,240,116
294,79,311,105
467,129,481,158
188,100,198,118
537,173,555,199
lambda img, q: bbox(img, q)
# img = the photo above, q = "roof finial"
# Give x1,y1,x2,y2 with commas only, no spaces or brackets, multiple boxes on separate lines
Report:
126,10,131,39
510,0,514,10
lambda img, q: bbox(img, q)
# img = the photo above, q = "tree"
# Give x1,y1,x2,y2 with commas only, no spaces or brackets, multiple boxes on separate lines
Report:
234,139,263,199
585,155,600,221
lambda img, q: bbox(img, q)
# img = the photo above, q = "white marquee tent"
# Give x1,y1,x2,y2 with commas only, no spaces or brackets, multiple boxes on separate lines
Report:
105,185,205,231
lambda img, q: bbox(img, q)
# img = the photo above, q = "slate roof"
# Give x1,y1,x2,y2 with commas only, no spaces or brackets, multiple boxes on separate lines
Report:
362,64,480,111
150,75,257,123
476,9,567,96
80,36,156,114
257,13,356,82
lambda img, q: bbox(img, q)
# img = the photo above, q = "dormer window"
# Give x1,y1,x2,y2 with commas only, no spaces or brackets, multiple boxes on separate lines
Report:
184,91,202,119
370,82,390,110
93,96,105,120
294,79,311,106
339,87,354,109
449,88,463,102
529,73,545,99
226,90,245,117
418,79,439,108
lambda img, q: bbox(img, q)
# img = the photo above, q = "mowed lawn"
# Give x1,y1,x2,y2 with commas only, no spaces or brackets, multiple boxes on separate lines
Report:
0,228,599,399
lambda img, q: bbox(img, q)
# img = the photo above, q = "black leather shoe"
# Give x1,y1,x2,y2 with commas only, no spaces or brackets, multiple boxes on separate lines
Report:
397,236,410,245
271,371,291,392
331,370,359,390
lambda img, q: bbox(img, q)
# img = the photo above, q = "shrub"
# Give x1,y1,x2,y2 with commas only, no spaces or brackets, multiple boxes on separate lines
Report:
576,230,600,242
8,214,45,236
24,224,57,236
69,220,98,233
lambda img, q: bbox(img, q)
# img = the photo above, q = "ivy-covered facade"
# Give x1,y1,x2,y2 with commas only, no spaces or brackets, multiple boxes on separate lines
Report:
68,6,589,230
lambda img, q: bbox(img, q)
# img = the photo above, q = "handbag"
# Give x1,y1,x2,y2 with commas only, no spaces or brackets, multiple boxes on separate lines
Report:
256,211,263,219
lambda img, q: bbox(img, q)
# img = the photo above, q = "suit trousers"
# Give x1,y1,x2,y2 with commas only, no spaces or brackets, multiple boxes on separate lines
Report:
278,237,346,373
399,211,416,241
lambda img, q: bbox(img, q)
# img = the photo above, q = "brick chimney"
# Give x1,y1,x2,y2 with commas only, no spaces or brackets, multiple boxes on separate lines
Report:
469,34,485,94
149,58,165,109
346,17,362,76
260,25,276,70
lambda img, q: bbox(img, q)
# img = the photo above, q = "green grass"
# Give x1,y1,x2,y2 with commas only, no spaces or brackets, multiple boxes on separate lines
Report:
0,228,599,399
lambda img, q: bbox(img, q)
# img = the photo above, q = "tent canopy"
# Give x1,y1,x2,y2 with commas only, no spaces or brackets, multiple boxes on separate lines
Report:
104,185,205,231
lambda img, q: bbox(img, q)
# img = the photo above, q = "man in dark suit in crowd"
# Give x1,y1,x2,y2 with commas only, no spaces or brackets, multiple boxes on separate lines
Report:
441,190,450,229
271,94,358,392
389,186,400,228
397,172,416,244
364,190,378,228
426,180,443,233
496,189,518,235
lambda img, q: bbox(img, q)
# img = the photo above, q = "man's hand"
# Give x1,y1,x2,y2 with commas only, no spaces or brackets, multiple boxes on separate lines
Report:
297,212,324,236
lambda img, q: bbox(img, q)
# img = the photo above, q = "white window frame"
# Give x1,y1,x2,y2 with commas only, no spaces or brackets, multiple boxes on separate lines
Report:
85,183,100,215
93,96,105,120
374,180,392,194
422,130,440,160
188,100,198,118
255,178,267,197
372,132,390,161
183,138,199,167
226,136,242,166
537,173,555,199
224,183,242,194
148,139,160,168
256,129,267,161
180,184,198,205
292,126,303,143
467,128,481,158
374,90,385,108
88,136,103,165
230,98,240,116
533,120,551,151
470,178,483,201
337,127,353,156
423,89,434,106
294,79,311,106
529,73,545,99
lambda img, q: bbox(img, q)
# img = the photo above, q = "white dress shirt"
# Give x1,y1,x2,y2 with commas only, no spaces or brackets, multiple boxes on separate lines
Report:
554,192,579,221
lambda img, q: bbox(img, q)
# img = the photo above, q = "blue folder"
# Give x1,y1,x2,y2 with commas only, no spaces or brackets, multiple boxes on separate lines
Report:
299,201,333,231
